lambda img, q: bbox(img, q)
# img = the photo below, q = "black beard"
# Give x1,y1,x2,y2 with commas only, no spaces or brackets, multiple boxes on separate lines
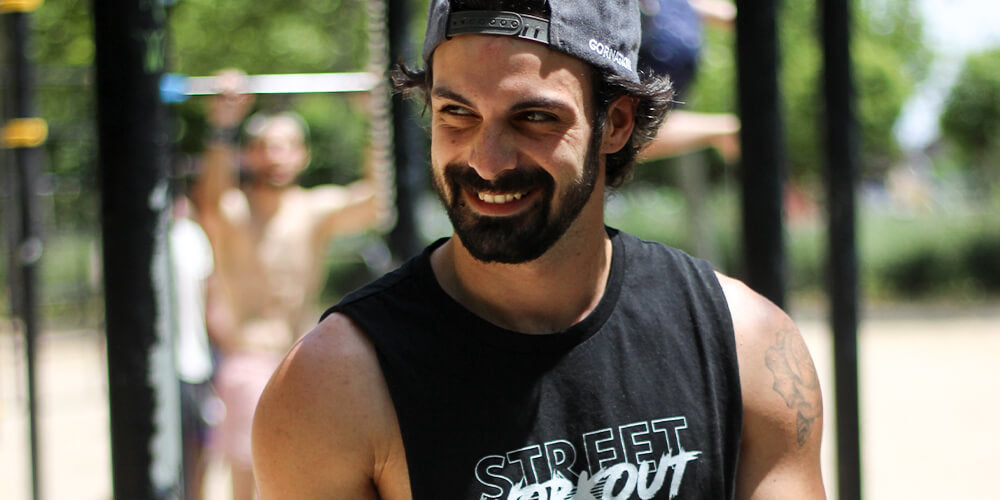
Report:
432,148,601,264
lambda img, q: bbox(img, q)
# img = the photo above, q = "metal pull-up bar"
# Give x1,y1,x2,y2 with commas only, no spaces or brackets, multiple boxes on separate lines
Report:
158,71,380,102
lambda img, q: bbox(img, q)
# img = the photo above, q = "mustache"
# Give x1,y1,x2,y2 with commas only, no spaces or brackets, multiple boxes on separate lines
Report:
444,163,554,193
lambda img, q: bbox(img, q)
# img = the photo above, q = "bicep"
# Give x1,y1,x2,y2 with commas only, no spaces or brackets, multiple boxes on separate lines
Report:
718,274,826,499
251,315,386,499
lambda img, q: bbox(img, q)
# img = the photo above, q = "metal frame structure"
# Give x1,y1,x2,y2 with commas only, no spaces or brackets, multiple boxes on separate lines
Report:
2,2,46,499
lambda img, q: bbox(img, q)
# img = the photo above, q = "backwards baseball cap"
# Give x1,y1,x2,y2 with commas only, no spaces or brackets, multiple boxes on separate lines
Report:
422,0,642,83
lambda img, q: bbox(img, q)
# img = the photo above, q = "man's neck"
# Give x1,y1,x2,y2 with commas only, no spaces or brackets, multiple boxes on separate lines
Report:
245,181,290,223
430,205,612,334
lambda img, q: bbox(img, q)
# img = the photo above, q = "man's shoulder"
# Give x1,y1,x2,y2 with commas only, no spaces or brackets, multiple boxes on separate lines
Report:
252,313,399,497
614,228,699,262
713,273,792,347
324,239,443,318
260,313,382,413
716,273,826,495
613,228,721,284
217,188,250,221
254,312,388,448
325,253,425,316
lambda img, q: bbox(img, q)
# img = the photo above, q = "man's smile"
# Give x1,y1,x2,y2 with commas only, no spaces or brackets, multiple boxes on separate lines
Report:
463,187,540,217
476,190,525,204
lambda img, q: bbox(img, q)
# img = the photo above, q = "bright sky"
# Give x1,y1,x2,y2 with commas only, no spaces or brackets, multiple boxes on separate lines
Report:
894,0,1000,149
920,0,1000,55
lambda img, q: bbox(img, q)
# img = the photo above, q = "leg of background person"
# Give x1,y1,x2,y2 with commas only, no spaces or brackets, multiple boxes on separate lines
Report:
230,463,256,500
184,436,208,499
215,351,282,500
188,431,210,500
181,381,209,500
640,110,741,163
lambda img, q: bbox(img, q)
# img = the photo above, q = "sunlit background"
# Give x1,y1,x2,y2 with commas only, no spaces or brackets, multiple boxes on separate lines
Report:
1,0,998,498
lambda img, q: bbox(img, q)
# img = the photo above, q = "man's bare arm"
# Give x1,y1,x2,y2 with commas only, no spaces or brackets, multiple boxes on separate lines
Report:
689,0,736,29
718,273,826,499
251,313,410,499
191,69,253,220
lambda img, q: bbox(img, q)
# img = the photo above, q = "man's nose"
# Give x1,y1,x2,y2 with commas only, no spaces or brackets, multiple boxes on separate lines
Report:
468,122,517,181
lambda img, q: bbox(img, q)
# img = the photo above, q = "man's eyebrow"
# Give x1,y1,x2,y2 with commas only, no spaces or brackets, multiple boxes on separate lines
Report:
509,97,574,114
430,86,472,107
431,86,574,114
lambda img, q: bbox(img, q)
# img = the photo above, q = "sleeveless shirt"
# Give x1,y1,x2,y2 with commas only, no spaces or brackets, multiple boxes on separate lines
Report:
324,228,742,499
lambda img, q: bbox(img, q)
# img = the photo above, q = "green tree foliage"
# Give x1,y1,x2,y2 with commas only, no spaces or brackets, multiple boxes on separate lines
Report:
13,0,929,225
11,0,100,231
685,0,929,182
940,48,1000,193
167,0,370,75
166,0,377,187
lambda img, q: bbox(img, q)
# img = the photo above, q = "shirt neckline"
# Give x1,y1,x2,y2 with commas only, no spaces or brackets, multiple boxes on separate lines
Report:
418,227,626,353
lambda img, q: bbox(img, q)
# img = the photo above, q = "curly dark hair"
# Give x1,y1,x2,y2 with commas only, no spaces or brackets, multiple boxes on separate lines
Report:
591,68,674,187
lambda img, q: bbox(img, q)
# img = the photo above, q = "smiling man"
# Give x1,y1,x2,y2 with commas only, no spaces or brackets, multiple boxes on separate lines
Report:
251,1,826,499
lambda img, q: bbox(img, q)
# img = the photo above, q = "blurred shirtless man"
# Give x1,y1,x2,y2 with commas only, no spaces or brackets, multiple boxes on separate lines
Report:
192,69,387,500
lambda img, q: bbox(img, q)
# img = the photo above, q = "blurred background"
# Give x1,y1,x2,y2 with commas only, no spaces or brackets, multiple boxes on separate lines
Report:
1,0,998,498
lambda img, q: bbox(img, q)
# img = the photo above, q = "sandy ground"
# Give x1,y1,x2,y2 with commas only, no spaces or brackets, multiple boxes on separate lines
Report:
1,303,998,499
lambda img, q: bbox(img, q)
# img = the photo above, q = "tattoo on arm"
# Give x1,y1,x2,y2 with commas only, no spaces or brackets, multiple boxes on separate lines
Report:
764,323,822,447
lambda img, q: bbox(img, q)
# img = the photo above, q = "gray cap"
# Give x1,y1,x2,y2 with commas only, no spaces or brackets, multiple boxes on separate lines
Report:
422,0,642,83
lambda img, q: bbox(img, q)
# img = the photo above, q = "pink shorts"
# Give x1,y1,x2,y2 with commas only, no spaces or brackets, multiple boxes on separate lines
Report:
213,351,283,467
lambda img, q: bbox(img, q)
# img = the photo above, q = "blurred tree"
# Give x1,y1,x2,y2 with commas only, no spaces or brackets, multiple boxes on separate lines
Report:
940,48,1000,195
680,0,929,184
11,0,100,232
166,0,373,187
14,0,928,223
168,0,369,75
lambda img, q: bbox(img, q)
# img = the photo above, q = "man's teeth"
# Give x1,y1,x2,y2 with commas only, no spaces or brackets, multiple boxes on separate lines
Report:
477,192,524,204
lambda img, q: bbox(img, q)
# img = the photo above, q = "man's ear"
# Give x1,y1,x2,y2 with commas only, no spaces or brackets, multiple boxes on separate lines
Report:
600,95,637,155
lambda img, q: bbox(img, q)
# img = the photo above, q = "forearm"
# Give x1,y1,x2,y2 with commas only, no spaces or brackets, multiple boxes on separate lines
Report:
358,141,396,232
690,0,736,28
191,138,239,212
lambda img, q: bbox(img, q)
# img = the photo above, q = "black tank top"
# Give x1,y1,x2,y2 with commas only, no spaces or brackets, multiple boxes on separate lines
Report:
325,228,742,499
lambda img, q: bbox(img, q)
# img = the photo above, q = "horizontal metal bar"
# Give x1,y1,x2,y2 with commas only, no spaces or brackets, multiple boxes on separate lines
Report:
184,72,379,95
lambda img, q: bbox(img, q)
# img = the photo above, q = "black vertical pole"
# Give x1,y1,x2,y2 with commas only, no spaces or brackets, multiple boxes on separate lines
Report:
735,0,787,307
387,0,427,261
4,10,44,500
821,0,862,498
91,0,184,498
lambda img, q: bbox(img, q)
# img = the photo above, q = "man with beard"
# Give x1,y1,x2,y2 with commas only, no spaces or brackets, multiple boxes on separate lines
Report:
252,1,826,499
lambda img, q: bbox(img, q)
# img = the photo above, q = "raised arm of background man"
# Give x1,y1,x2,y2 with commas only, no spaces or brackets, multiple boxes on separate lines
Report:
190,68,253,227
306,93,389,241
189,69,254,354
191,69,387,244
689,0,737,28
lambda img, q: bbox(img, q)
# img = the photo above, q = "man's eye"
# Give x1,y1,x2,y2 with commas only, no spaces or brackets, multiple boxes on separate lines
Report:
521,111,556,122
439,105,473,117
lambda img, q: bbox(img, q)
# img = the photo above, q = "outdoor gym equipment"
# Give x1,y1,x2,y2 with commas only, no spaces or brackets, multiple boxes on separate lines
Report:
159,71,380,102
